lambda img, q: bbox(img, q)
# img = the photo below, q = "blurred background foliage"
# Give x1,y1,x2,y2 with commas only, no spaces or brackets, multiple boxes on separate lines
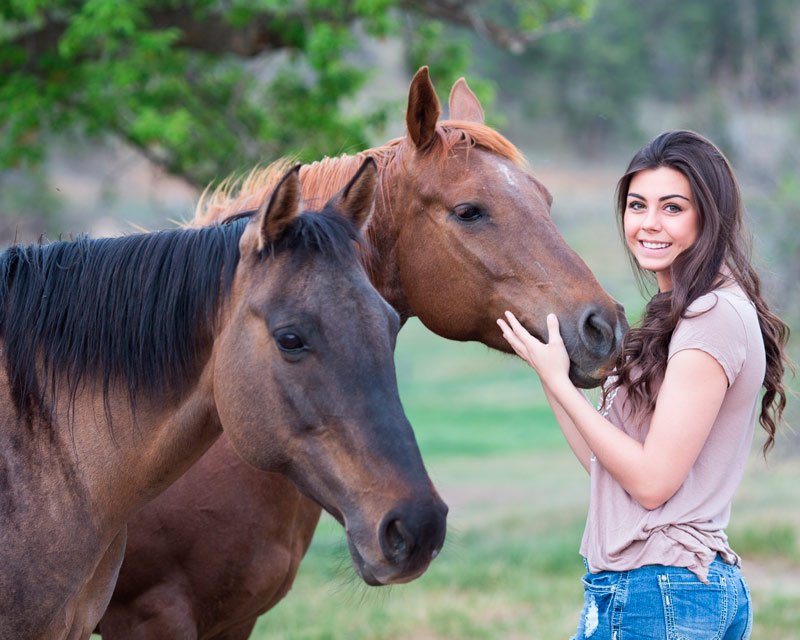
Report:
2,0,797,177
0,0,595,187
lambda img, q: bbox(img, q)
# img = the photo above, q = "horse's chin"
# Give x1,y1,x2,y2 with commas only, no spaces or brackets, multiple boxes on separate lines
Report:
347,537,385,586
569,363,606,390
346,536,431,586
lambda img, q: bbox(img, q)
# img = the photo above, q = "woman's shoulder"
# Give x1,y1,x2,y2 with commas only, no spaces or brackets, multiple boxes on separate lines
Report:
685,284,755,322
675,284,756,341
672,286,755,383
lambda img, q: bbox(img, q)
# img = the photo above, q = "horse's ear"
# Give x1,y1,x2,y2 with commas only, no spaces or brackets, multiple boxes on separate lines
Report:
406,66,441,151
326,157,377,233
449,77,484,123
255,164,302,251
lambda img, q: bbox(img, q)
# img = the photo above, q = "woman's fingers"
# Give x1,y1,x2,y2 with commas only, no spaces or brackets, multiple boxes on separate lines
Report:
546,313,562,344
503,311,546,349
497,319,527,357
499,311,571,384
503,310,530,338
498,315,550,371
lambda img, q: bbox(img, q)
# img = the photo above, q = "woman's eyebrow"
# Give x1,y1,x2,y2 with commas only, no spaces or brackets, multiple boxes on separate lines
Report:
626,192,691,202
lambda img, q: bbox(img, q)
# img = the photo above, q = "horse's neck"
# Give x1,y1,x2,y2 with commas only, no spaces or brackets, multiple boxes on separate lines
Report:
41,361,222,527
100,372,222,521
299,147,412,319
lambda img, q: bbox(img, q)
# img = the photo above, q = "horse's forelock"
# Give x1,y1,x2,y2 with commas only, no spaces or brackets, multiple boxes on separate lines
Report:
273,210,362,266
436,120,527,167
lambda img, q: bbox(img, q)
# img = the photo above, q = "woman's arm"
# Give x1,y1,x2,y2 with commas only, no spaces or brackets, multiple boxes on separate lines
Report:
498,312,728,510
541,384,593,474
499,315,593,472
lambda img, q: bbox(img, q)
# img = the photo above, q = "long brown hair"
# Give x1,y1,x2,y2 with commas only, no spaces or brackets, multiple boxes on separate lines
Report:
607,130,790,454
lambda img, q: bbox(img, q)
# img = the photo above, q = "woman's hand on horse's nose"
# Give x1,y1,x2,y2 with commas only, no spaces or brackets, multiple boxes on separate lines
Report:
497,311,571,386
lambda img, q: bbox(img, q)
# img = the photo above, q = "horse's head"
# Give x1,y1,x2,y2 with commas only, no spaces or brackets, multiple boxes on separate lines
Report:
385,67,626,388
213,160,447,585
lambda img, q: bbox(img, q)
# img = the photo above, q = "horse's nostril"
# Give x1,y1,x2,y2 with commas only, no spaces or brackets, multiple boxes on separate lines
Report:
584,318,601,342
579,306,615,357
382,518,414,565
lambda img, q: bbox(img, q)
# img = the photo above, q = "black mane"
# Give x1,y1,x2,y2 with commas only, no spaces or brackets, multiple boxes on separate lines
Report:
231,204,362,265
0,210,361,425
0,219,247,423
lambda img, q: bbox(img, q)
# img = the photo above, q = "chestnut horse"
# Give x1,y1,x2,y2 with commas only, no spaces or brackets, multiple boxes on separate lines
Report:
0,160,447,640
100,68,626,639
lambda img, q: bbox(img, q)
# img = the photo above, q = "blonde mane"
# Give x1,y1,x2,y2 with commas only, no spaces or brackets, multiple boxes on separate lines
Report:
193,120,528,226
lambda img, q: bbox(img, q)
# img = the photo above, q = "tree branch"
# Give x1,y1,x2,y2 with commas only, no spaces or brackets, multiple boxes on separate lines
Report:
399,0,583,54
147,7,301,57
7,1,581,66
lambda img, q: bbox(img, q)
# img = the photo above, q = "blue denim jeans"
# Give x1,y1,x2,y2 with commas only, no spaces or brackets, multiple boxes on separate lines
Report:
571,557,752,639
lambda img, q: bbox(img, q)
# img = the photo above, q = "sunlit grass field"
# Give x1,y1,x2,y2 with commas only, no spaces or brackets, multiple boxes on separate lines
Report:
252,319,800,640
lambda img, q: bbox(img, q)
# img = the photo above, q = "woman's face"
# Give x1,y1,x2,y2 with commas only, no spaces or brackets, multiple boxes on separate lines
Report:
624,166,700,292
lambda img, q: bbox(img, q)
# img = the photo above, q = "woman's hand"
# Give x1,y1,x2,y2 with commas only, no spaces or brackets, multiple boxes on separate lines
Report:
497,311,572,390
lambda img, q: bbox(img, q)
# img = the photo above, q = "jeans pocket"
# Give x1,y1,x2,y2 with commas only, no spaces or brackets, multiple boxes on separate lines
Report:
575,572,618,638
581,570,619,593
658,572,727,640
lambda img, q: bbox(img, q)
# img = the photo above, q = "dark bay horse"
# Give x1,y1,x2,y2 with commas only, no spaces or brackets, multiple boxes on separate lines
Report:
0,160,447,640
100,68,626,639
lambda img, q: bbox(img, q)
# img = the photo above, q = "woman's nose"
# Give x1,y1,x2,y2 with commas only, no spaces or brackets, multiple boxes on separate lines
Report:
641,207,661,231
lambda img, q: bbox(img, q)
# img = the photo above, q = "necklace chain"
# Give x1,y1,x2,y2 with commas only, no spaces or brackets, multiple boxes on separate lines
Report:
597,376,619,418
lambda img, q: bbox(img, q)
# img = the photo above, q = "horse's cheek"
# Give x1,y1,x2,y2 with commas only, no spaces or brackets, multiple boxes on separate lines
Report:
212,329,281,470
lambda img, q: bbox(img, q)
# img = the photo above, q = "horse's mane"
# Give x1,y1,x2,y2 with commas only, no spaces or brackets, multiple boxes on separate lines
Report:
194,120,527,226
0,211,360,425
271,206,362,265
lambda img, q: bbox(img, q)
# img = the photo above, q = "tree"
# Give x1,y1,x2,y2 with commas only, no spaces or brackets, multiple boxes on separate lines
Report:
0,0,594,187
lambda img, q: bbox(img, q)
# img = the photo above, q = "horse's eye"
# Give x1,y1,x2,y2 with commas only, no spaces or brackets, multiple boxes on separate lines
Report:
453,204,484,223
275,332,305,353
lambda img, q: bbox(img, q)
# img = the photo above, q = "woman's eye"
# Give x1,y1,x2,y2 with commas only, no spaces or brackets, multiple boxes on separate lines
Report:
276,332,305,352
452,204,484,222
664,203,682,214
628,201,645,211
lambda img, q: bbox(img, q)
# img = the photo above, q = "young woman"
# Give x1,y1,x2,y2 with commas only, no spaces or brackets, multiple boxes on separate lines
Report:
498,130,790,639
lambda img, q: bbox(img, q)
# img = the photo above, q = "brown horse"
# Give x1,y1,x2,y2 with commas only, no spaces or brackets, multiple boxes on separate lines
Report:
100,68,626,639
0,160,447,640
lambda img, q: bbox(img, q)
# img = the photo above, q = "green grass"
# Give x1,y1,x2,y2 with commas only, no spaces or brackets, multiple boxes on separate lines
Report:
251,320,800,639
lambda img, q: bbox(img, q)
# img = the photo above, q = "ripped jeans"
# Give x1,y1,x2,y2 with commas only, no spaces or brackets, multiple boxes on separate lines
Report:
571,556,752,640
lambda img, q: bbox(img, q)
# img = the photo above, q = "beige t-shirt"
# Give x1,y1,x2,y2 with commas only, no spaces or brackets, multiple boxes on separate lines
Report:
579,286,765,582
